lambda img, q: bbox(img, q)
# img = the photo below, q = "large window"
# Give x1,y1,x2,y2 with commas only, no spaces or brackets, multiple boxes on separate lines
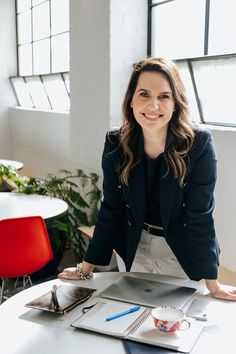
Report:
149,0,236,126
10,0,70,112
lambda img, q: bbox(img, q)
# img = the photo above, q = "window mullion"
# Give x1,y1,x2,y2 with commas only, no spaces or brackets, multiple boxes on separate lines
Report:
187,60,204,124
15,0,19,76
147,0,152,57
204,0,210,55
49,0,52,73
40,74,52,109
31,0,34,74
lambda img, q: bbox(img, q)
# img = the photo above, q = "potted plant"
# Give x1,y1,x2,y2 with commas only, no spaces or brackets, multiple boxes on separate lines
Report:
0,164,28,191
0,164,101,278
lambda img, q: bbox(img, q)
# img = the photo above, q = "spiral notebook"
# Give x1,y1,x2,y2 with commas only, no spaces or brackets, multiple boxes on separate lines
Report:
71,300,204,353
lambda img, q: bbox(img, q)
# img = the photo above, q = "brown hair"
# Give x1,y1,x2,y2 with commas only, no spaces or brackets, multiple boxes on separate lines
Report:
119,57,196,186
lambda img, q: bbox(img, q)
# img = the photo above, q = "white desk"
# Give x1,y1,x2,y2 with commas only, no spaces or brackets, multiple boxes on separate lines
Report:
0,272,235,354
0,192,68,220
0,159,24,170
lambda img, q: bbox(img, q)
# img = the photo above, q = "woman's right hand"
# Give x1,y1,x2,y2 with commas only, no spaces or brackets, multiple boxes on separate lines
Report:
58,267,81,280
57,262,95,280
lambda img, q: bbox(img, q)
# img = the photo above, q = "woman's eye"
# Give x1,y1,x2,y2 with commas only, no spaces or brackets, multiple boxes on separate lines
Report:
140,92,149,97
159,95,170,100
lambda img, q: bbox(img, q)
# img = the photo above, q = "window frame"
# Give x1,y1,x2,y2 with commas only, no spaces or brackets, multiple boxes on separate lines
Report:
148,0,236,127
10,71,70,111
16,0,70,76
12,0,70,112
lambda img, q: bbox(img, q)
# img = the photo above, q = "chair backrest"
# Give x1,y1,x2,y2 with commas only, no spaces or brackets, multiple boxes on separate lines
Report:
0,216,53,278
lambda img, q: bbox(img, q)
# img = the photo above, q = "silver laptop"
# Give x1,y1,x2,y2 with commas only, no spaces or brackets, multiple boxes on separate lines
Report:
100,275,196,309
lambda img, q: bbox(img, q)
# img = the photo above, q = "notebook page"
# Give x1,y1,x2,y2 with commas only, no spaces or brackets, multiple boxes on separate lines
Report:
72,301,146,337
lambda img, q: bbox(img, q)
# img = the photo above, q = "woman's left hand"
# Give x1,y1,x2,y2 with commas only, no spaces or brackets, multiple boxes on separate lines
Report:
205,279,236,301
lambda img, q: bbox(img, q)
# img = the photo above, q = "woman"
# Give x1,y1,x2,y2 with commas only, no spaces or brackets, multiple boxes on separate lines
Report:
58,57,236,300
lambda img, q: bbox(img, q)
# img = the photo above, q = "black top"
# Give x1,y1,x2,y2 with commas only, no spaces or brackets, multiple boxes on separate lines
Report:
145,154,163,227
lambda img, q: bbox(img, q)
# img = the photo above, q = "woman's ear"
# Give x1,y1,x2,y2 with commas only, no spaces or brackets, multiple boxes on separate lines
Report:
130,102,133,108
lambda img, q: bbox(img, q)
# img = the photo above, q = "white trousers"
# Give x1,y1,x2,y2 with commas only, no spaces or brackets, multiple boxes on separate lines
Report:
116,229,188,279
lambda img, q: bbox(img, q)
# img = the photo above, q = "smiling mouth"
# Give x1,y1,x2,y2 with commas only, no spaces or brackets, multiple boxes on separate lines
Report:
143,113,163,121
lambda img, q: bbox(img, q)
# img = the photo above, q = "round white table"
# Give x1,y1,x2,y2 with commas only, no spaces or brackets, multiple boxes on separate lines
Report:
0,159,24,170
0,272,235,354
0,192,68,220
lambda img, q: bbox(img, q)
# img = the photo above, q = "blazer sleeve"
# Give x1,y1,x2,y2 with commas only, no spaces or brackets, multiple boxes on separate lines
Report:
184,129,220,280
84,132,125,265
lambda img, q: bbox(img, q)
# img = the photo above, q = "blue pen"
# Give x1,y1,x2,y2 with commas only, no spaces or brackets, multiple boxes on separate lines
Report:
106,306,141,321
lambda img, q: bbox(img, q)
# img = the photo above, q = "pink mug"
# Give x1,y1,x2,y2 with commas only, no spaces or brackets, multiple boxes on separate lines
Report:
151,306,190,333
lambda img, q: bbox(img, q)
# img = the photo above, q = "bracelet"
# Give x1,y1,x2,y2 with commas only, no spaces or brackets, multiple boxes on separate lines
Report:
76,263,94,280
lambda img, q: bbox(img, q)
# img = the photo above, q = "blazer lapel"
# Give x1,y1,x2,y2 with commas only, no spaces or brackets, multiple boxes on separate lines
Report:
160,158,179,232
115,130,146,231
123,157,146,229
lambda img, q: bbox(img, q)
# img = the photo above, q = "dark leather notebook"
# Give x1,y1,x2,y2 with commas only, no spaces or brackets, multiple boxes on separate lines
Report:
25,285,96,314
122,326,213,354
123,340,177,354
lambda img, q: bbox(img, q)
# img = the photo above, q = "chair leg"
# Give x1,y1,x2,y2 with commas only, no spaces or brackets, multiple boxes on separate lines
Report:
0,278,5,305
14,277,19,289
0,275,33,304
23,275,33,288
13,275,33,290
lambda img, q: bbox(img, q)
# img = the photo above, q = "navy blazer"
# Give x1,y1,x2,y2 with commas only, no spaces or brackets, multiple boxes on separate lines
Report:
84,127,220,281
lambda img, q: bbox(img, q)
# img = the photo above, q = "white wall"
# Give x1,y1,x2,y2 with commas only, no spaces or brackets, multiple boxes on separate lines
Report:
9,107,70,176
210,127,236,271
110,0,147,128
0,0,17,157
69,0,110,173
5,0,236,272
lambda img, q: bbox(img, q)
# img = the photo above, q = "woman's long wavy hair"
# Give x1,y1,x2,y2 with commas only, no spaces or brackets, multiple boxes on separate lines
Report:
120,57,196,186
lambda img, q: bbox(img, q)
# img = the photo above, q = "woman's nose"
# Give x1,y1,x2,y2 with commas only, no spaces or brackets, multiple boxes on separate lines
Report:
146,99,160,110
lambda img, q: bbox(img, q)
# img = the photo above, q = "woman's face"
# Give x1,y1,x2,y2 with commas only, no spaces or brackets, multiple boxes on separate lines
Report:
131,71,175,134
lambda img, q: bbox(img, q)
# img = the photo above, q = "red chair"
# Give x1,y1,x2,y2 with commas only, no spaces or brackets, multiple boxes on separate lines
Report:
0,216,53,303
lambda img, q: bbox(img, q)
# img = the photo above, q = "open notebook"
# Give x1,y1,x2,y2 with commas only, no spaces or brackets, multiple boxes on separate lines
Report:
71,300,204,353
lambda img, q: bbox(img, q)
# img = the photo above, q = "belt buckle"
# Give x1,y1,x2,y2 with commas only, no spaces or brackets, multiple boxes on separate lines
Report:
146,224,151,233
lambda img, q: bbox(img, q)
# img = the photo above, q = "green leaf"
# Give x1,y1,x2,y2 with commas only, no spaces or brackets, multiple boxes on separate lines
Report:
72,208,89,225
69,189,89,208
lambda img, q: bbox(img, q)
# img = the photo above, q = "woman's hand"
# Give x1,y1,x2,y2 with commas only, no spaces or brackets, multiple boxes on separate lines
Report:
58,261,95,280
205,279,236,301
58,267,80,280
